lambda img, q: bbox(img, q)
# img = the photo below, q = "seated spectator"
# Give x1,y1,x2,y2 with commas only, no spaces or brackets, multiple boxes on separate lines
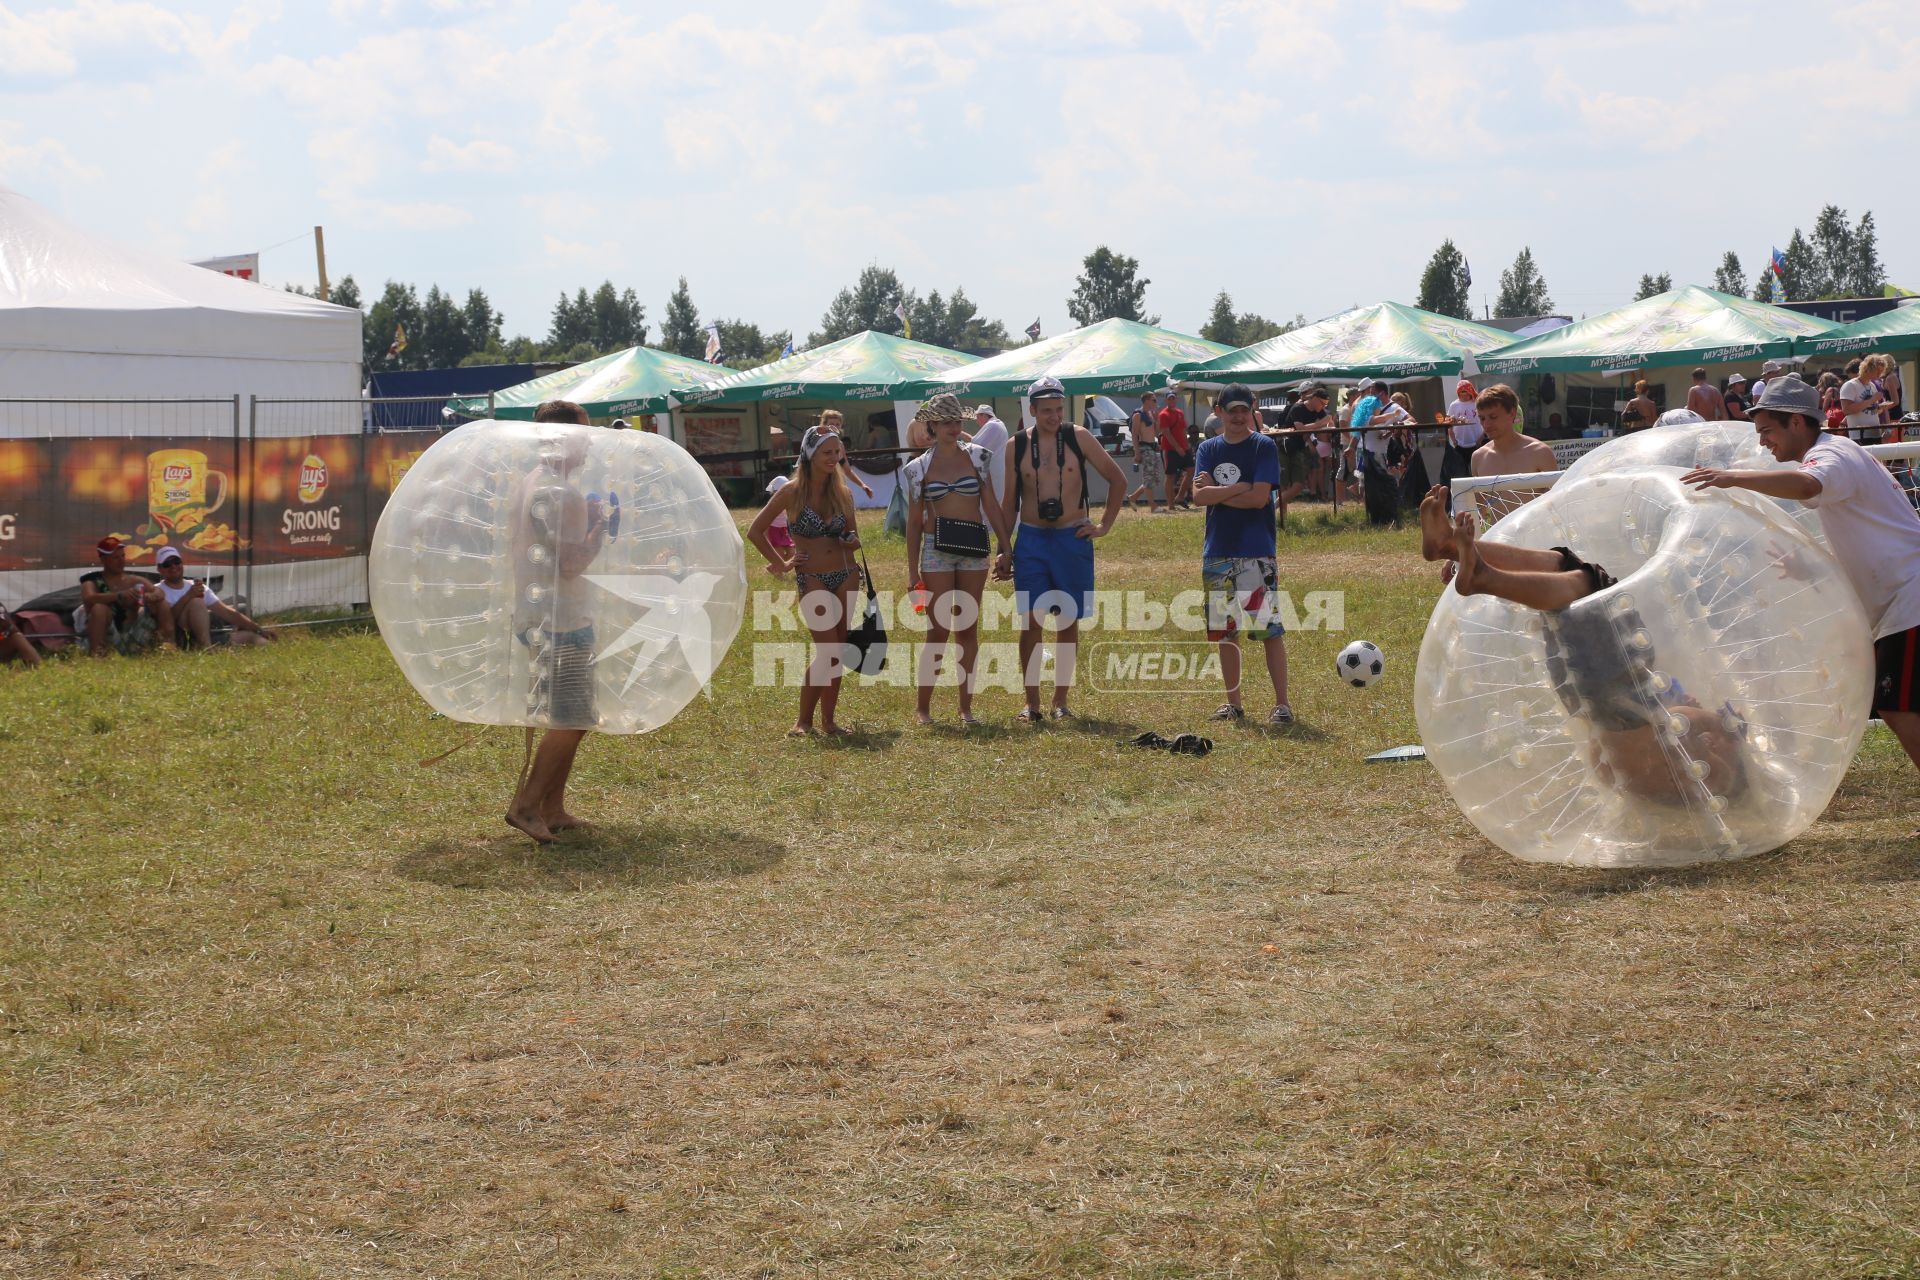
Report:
0,601,41,668
76,536,161,657
150,546,276,649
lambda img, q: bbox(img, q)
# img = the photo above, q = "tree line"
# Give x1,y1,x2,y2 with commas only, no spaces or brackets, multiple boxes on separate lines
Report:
317,247,1186,374
1416,204,1887,321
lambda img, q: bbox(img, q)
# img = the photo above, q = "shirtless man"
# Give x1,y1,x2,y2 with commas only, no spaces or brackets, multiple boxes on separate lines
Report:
1469,384,1557,479
993,375,1128,722
505,399,608,843
1685,367,1727,421
1419,487,1748,803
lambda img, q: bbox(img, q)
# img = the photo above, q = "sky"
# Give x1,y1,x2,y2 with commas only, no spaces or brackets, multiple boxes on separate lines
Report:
3,0,1916,347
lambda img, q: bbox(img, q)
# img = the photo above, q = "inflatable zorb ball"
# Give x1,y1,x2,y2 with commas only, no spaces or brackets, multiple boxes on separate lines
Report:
370,421,747,733
1416,467,1871,868
1563,420,1824,543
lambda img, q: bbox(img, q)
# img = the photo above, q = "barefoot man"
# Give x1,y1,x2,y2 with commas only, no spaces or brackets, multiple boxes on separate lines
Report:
506,399,607,843
1469,383,1558,484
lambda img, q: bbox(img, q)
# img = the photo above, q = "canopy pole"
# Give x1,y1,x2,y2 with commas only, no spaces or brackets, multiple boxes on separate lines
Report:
313,226,330,303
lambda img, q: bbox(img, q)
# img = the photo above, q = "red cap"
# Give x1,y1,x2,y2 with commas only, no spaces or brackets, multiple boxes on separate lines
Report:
1456,380,1477,399
96,536,125,557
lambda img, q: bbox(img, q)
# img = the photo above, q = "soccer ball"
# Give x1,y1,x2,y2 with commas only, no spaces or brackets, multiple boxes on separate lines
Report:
1336,640,1385,687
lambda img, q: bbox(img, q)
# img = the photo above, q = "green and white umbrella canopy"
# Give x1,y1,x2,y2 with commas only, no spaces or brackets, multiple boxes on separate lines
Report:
1173,302,1516,387
905,317,1233,399
670,330,976,406
1476,287,1840,376
1796,303,1920,359
447,345,721,419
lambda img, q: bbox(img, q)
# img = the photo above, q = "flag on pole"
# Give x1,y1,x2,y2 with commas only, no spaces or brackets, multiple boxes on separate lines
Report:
893,300,910,339
780,334,795,358
703,322,723,363
1025,317,1042,342
1462,259,1472,289
1768,247,1787,303
386,322,407,359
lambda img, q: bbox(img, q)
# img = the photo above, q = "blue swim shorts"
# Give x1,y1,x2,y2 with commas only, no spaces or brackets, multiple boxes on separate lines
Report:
1012,522,1096,622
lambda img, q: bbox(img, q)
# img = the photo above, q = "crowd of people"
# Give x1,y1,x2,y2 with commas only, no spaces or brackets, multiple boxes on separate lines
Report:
1626,354,1908,440
0,536,277,668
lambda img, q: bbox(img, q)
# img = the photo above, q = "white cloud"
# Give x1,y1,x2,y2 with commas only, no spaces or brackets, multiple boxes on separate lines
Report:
0,123,100,182
0,1,263,77
422,135,517,172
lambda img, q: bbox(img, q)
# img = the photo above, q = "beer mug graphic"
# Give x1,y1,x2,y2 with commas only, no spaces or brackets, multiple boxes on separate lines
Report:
146,448,229,533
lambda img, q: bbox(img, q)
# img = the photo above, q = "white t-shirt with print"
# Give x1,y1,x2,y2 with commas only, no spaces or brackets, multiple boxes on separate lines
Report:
1840,378,1882,432
1799,434,1920,638
1446,398,1484,447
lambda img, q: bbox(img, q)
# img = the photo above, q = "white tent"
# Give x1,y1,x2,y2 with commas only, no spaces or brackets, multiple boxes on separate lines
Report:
0,185,361,425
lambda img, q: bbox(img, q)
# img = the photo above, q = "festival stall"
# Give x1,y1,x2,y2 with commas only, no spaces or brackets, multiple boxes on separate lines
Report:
670,329,977,507
1795,303,1920,401
1477,287,1842,432
903,318,1234,503
446,345,718,431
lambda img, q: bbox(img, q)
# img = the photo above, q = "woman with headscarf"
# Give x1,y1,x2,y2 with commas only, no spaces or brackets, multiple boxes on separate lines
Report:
749,426,864,737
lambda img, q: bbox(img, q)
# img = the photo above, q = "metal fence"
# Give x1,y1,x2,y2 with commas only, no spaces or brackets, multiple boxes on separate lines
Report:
0,396,459,623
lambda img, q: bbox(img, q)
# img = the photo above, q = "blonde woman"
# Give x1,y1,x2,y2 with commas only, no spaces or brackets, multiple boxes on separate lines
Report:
749,427,864,737
902,393,1011,726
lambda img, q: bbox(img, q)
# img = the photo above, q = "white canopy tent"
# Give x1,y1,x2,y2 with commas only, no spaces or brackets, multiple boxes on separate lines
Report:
0,185,361,427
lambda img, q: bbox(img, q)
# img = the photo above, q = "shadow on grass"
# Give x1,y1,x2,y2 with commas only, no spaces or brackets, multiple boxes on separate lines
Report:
396,821,786,892
1454,831,1920,898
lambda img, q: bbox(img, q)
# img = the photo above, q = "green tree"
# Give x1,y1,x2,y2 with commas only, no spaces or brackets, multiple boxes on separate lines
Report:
1067,246,1156,326
1847,211,1884,297
1781,229,1818,302
1415,239,1472,318
812,265,912,346
1633,272,1672,301
1200,290,1240,345
586,281,646,352
364,280,421,371
460,288,501,355
330,275,363,312
547,288,592,351
711,319,790,369
659,277,703,358
1712,253,1745,295
1493,247,1552,317
415,285,471,368
1236,311,1304,345
907,286,1008,351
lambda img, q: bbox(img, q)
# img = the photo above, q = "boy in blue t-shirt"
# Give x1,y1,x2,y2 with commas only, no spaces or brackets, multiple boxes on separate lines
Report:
1192,384,1291,726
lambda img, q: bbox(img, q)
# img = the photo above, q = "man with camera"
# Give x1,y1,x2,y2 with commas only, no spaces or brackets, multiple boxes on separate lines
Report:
994,375,1127,723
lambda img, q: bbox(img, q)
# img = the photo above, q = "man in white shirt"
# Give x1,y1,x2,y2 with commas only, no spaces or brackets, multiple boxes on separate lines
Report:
971,404,1008,456
150,545,275,648
1750,358,1786,403
1683,374,1920,780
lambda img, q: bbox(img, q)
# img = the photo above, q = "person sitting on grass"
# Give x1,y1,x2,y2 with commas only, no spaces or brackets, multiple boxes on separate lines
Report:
149,546,277,649
1194,384,1291,727
0,601,40,668
75,536,160,657
1418,486,1748,804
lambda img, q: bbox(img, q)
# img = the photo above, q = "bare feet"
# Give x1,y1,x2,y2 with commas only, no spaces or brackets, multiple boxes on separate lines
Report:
544,811,593,833
1420,485,1456,562
959,711,981,728
914,710,934,726
786,725,813,738
505,809,557,844
1452,511,1481,596
822,724,855,737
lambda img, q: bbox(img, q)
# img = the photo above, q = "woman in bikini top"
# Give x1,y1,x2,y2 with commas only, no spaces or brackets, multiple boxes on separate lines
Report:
747,426,865,737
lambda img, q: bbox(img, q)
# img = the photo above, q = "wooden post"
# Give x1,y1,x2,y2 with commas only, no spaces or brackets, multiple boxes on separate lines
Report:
313,226,330,302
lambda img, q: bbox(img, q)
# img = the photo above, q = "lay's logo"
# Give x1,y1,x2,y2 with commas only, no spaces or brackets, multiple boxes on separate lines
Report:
297,454,330,504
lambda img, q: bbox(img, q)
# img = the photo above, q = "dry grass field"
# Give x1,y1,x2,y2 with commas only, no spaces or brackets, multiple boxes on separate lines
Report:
3,509,1918,1278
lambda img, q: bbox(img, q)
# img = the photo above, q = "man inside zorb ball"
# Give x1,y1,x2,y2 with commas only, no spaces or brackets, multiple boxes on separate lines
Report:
1418,485,1748,806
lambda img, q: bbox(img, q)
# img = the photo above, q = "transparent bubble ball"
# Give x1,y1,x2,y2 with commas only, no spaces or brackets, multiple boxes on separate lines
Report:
1417,467,1872,869
370,420,748,732
1564,420,1825,544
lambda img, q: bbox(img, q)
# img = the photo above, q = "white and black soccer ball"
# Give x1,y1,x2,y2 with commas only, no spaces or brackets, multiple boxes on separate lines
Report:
1336,640,1385,687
